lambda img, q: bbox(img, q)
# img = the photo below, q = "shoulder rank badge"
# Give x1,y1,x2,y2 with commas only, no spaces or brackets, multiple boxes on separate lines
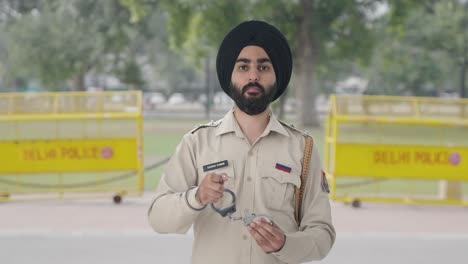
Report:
190,119,221,134
278,120,312,138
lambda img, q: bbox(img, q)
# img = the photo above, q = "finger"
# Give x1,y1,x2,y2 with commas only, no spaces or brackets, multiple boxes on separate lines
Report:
207,182,225,193
257,216,273,226
199,183,222,195
220,173,228,182
251,220,286,252
248,223,273,245
205,190,224,202
247,224,268,244
257,219,283,240
201,195,219,204
248,225,275,252
251,221,277,243
198,187,223,203
210,173,223,183
210,173,228,184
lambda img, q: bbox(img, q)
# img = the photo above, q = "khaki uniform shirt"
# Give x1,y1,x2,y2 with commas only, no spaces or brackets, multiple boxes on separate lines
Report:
148,109,335,264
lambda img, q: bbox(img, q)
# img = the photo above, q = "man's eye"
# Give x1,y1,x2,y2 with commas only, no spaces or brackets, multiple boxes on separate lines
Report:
239,65,248,71
259,65,269,71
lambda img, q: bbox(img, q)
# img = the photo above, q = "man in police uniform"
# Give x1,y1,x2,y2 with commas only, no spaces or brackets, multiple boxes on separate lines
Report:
148,20,335,264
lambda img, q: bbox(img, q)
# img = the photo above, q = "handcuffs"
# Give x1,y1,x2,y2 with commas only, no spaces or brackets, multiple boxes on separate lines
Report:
210,189,273,226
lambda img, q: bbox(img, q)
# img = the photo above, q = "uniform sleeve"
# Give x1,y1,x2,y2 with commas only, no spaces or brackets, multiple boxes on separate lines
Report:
272,142,336,263
148,133,204,234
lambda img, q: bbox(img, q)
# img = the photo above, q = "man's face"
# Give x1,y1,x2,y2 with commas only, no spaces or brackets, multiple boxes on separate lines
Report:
230,45,277,115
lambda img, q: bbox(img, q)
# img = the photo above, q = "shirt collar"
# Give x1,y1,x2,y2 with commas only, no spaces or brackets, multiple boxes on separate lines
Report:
215,108,289,137
266,112,289,137
215,109,242,137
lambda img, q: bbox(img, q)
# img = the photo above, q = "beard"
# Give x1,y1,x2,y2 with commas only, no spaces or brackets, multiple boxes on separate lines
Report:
229,82,277,115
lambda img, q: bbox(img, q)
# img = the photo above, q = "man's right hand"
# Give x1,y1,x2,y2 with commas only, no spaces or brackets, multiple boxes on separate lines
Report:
195,173,228,205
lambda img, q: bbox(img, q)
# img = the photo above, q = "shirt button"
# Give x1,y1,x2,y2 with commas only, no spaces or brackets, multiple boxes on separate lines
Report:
242,235,248,240
247,177,252,182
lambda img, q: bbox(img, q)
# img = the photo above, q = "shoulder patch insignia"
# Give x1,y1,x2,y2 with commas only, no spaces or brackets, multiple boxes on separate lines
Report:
190,119,222,134
278,120,312,138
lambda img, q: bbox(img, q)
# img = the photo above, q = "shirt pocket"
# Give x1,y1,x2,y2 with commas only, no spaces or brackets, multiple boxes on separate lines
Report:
260,165,301,212
197,159,236,190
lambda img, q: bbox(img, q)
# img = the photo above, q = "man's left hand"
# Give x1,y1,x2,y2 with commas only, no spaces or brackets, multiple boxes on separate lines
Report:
247,218,285,253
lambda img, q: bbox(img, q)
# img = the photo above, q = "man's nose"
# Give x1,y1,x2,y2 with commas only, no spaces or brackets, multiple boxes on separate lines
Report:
248,68,260,82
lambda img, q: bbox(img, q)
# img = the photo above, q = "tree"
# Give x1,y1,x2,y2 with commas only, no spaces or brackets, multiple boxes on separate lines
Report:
133,0,386,127
136,8,201,94
364,0,467,98
118,0,158,23
4,0,154,91
364,14,446,96
407,0,468,98
0,0,40,24
0,0,41,91
270,0,382,127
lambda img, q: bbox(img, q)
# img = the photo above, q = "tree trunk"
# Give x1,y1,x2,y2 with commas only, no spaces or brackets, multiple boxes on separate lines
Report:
462,2,468,98
73,73,86,91
295,0,320,128
275,89,288,120
461,61,466,98
204,54,212,120
12,78,21,92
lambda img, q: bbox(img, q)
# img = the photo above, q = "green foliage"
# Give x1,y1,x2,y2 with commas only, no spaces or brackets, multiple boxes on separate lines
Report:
160,0,382,70
0,0,40,23
403,1,466,61
117,59,145,88
118,0,156,23
3,0,152,90
158,0,389,126
7,2,95,88
162,0,245,67
137,10,200,92
1,0,466,98
365,23,444,95
366,0,467,96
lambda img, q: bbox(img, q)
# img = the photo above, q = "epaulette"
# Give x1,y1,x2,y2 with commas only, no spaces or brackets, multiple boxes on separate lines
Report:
190,119,222,134
278,120,312,138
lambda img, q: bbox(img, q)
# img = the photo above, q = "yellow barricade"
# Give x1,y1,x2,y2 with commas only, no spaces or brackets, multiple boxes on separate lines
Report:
0,91,143,203
324,95,468,207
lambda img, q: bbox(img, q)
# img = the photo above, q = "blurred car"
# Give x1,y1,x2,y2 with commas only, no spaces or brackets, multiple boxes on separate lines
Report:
167,93,186,104
439,90,459,98
144,92,166,110
213,92,232,105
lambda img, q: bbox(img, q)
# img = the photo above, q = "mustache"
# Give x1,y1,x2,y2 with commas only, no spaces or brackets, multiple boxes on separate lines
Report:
242,83,265,94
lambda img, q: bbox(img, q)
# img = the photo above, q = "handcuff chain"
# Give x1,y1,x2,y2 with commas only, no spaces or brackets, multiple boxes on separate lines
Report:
229,215,243,221
211,189,272,226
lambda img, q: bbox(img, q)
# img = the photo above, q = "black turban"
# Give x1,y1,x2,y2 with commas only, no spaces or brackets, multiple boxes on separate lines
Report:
216,20,293,102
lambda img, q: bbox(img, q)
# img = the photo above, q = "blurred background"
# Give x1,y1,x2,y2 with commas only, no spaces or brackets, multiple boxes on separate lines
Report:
1,0,466,124
0,1,467,264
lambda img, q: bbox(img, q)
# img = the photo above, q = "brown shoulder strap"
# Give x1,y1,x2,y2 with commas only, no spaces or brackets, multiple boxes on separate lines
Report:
294,136,313,226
